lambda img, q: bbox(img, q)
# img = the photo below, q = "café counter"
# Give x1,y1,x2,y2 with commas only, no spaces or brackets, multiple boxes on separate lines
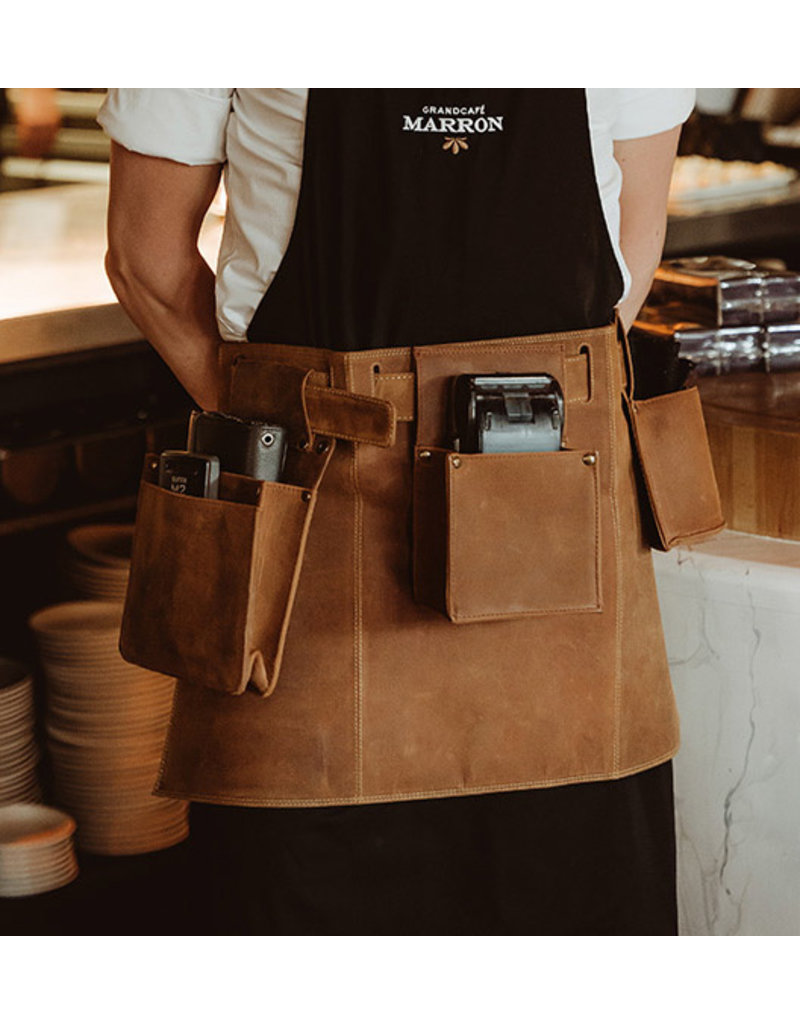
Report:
0,183,222,537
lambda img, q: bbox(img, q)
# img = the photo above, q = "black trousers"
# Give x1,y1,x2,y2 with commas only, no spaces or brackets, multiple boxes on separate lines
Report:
182,761,677,936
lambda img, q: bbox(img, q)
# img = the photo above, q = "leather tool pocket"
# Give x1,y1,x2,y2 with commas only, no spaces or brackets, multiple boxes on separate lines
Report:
625,386,725,551
413,445,602,622
120,442,334,697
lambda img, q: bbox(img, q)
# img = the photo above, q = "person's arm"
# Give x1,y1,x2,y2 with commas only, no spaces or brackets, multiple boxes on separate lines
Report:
105,140,223,411
14,88,61,158
614,125,681,332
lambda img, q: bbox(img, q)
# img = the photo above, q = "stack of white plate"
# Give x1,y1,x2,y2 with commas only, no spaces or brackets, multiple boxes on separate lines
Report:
0,659,41,806
0,803,78,897
62,524,133,601
28,601,188,856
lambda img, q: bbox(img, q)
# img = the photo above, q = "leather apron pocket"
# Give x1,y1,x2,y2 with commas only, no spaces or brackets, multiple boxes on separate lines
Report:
410,331,604,623
625,385,725,550
413,445,601,622
119,440,334,697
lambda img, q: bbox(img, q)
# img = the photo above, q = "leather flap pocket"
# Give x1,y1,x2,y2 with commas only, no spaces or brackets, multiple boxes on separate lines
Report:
120,445,334,697
413,446,602,622
627,386,725,550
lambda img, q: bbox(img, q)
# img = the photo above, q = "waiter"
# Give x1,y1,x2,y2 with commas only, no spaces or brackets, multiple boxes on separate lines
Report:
100,88,694,935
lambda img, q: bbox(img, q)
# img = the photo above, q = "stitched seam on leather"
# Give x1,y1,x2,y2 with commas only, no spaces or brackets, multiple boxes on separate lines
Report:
312,427,391,445
564,353,590,404
592,454,602,610
631,392,706,538
632,387,697,412
307,383,393,412
262,494,320,698
634,432,721,541
152,683,181,794
157,744,680,807
413,327,614,358
447,452,601,621
374,373,415,422
307,388,394,445
348,361,364,798
445,461,454,616
450,604,603,621
348,346,415,361
608,333,622,775
416,342,566,360
335,325,615,367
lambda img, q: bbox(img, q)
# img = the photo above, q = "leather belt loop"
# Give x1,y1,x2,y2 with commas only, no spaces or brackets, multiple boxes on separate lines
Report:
306,382,397,447
615,312,636,403
373,372,416,422
218,345,397,448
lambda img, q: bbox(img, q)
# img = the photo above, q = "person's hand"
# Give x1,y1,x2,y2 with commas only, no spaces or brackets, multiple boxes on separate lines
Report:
15,89,61,159
190,372,222,414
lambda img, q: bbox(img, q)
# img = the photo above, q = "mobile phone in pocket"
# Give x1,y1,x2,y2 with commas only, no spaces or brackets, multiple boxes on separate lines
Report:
157,450,220,498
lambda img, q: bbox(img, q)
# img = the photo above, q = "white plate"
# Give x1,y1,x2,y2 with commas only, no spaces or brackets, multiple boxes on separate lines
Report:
0,781,40,803
66,524,134,566
0,864,79,897
76,825,188,856
0,803,76,847
0,686,34,709
29,600,124,633
0,851,77,879
0,661,33,694
46,727,166,756
0,770,39,792
0,837,75,862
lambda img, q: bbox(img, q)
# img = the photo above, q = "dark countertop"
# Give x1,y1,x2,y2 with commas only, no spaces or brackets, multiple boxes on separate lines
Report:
665,180,800,257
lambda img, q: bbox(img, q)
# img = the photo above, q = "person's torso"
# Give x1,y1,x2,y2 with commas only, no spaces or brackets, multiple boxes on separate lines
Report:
216,88,632,342
246,88,621,350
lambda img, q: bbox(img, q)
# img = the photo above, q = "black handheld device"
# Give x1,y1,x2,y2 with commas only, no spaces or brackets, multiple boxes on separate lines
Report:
187,410,287,482
157,450,220,498
450,373,564,453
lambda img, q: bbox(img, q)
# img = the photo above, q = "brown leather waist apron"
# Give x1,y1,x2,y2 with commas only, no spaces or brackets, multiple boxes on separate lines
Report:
151,322,679,807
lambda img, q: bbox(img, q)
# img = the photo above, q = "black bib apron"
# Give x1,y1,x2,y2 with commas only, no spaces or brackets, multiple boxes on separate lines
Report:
186,89,677,936
247,88,621,348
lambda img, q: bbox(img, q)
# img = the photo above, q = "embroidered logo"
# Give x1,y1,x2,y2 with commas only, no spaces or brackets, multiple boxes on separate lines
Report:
442,136,468,155
402,104,504,155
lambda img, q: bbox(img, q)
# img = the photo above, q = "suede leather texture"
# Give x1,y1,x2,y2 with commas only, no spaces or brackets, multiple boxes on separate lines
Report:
627,387,725,550
121,446,334,697
154,324,680,806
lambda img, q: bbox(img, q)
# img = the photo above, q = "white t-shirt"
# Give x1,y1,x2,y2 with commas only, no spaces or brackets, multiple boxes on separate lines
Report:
98,88,695,342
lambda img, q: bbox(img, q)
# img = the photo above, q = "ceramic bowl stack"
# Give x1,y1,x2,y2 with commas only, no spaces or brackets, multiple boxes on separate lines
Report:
28,601,188,856
0,803,78,897
0,659,41,806
62,524,134,601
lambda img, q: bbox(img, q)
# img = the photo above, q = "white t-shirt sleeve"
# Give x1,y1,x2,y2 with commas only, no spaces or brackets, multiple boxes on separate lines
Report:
608,88,695,140
586,89,696,306
97,88,234,165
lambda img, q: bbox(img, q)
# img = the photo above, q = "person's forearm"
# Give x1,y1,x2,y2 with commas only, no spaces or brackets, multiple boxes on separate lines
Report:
106,246,223,412
615,216,667,333
613,127,681,334
105,143,225,411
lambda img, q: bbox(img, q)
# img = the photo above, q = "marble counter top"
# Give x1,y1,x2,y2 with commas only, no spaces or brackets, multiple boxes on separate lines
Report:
653,530,800,935
0,182,222,365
